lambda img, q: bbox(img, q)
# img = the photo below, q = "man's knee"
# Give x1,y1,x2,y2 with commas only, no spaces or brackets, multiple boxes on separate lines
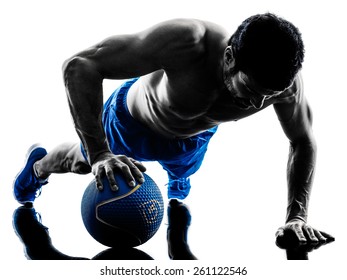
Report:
64,143,91,174
70,160,91,174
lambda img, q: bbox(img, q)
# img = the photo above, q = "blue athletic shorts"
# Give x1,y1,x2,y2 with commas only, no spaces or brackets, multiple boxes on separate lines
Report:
81,78,218,194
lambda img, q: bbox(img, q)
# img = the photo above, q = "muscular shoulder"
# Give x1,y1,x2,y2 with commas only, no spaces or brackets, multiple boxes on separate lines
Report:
273,73,314,142
164,19,207,43
140,19,227,68
273,73,305,123
139,19,206,49
160,18,227,43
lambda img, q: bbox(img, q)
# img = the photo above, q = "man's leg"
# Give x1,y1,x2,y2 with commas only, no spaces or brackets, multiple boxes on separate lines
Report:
34,142,91,179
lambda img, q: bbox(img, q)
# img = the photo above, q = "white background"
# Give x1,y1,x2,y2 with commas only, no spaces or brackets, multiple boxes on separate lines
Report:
1,0,346,279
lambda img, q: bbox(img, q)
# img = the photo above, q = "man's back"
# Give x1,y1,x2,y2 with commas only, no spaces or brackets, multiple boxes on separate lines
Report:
125,19,298,139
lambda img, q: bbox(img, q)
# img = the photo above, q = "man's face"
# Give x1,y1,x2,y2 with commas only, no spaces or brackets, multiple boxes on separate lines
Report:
223,46,285,110
228,71,283,109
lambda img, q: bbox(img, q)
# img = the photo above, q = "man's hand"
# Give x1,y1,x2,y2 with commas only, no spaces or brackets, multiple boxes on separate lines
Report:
91,152,146,191
275,219,334,247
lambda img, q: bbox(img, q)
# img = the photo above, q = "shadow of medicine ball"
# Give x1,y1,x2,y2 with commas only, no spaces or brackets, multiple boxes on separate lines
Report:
81,172,164,248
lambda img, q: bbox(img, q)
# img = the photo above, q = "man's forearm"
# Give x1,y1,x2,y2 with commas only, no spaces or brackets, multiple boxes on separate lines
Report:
63,56,110,164
75,126,111,165
286,139,317,223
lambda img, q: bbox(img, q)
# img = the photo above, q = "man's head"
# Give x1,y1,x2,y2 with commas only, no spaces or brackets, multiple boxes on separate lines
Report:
226,13,304,92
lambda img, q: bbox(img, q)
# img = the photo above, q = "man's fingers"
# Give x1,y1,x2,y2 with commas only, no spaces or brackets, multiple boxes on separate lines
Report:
275,227,285,238
131,158,147,172
303,225,319,242
276,221,335,250
319,231,335,242
312,229,327,242
118,162,137,187
92,163,104,191
293,223,307,242
92,154,146,191
124,158,146,185
105,166,119,191
94,173,104,191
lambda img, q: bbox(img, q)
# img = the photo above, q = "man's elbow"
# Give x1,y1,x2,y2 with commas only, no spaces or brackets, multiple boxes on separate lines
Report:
290,135,317,156
62,56,83,84
62,56,101,87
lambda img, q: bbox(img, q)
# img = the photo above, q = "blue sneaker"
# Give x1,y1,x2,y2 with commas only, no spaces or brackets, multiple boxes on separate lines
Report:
13,144,48,204
167,176,191,199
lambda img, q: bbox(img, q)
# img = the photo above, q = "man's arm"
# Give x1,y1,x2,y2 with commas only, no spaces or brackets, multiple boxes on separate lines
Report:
274,74,333,243
62,19,206,189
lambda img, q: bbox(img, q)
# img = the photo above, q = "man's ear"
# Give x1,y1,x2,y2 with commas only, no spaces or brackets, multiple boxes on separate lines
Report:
223,46,236,91
224,46,236,70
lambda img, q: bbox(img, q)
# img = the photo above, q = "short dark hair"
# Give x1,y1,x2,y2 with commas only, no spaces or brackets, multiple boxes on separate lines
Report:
229,13,304,91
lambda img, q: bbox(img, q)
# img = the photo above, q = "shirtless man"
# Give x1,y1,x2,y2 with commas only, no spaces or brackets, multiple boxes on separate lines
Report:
14,13,333,250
